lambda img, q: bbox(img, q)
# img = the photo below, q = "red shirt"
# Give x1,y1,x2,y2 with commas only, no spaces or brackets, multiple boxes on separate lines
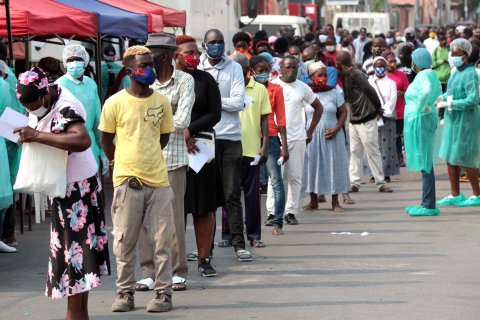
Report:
387,69,410,120
266,81,286,137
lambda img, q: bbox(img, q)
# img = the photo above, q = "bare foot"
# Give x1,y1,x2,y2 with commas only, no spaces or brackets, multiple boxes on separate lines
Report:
342,195,355,205
302,202,318,211
332,205,344,212
317,194,326,203
272,227,284,235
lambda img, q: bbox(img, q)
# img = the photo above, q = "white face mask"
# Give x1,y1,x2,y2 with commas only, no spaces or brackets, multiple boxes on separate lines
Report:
28,98,49,117
326,45,336,53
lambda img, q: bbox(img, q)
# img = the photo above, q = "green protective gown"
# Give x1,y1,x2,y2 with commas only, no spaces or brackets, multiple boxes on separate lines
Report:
101,61,122,101
55,74,104,167
0,78,13,210
5,68,24,186
403,69,443,173
439,66,480,168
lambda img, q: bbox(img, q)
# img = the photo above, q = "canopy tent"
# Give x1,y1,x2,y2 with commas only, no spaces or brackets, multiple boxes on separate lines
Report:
0,0,97,38
147,1,186,27
56,0,148,39
98,0,164,33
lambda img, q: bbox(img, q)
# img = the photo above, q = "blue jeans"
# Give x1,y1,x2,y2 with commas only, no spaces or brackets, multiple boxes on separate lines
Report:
260,165,268,186
265,137,285,227
421,168,436,209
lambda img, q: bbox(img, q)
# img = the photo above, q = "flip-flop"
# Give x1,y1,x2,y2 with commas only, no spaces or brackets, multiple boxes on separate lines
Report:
172,276,186,291
135,277,154,291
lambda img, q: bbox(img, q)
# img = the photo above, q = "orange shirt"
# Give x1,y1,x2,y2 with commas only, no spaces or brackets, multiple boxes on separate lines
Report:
266,81,286,137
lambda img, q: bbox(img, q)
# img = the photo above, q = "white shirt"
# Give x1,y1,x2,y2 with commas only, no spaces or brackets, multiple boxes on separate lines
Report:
353,37,370,64
368,75,397,119
424,38,439,55
271,78,317,141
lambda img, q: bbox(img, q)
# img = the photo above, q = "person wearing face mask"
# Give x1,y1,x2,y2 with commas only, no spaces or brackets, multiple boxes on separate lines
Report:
436,38,480,207
101,45,122,102
385,31,395,49
55,45,109,176
249,55,289,234
100,46,175,313
403,48,443,216
362,37,387,76
323,36,338,65
353,27,371,66
384,50,410,168
336,51,393,193
15,67,110,317
221,54,271,247
229,31,252,59
174,35,223,278
423,29,439,55
197,29,251,262
301,61,350,212
288,45,306,80
365,57,399,183
272,56,323,225
135,33,194,293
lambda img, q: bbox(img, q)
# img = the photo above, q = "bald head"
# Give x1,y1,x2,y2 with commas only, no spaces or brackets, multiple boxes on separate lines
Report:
336,51,351,67
302,46,316,62
204,29,224,43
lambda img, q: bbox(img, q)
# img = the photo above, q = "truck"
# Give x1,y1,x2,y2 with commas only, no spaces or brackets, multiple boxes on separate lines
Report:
332,12,391,34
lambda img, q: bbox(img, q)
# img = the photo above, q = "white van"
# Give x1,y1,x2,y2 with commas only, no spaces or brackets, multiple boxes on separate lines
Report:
240,15,308,38
332,12,390,35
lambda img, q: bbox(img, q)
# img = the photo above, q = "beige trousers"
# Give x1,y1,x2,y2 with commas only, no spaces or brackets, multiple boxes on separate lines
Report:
138,166,188,281
111,182,173,294
349,118,386,188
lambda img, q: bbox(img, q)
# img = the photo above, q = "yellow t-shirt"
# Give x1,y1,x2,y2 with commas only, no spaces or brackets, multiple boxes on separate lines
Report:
240,78,272,157
99,89,174,188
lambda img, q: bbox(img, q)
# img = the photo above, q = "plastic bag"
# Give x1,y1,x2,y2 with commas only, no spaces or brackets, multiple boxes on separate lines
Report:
14,142,68,198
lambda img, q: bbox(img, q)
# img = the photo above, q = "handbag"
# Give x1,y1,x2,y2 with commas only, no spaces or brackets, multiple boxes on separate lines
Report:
14,142,68,198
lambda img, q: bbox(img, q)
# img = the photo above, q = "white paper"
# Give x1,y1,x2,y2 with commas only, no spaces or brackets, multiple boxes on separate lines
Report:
244,95,253,109
0,107,30,143
188,140,215,173
250,155,261,166
330,231,370,236
377,118,384,127
277,157,284,166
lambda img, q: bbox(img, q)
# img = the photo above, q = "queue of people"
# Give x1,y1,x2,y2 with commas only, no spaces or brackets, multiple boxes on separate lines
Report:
1,22,480,319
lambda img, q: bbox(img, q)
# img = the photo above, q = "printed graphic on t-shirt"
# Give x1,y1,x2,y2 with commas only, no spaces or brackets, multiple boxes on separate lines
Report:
144,105,165,126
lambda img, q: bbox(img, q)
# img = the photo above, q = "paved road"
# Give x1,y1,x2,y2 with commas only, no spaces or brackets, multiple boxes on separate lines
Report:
1,163,480,320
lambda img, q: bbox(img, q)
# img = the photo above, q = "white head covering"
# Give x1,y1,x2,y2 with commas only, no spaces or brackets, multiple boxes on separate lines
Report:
450,38,473,56
307,61,326,76
62,44,90,68
373,56,387,64
0,60,9,78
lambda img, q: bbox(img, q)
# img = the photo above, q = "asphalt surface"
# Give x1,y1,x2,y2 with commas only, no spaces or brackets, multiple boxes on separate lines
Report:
1,162,480,320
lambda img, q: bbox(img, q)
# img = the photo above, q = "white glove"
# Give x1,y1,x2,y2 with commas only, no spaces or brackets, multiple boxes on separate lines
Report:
100,154,110,175
436,101,450,109
434,96,445,106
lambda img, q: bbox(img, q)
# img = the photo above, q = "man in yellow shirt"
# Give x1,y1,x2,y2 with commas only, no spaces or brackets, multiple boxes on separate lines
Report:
221,54,271,247
99,45,175,313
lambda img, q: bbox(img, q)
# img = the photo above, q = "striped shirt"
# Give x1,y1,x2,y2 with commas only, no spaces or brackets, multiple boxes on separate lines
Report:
152,68,195,171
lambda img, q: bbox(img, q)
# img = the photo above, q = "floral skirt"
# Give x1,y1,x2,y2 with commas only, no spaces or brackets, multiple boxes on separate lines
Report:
46,174,110,299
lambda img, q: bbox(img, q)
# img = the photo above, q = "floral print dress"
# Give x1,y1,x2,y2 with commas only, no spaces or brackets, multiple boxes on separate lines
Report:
44,86,110,299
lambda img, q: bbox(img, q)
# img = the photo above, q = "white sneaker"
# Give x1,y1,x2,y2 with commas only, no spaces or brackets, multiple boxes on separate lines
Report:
0,241,16,253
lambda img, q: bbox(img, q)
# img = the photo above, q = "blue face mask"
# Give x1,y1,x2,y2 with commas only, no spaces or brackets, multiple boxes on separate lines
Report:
128,67,156,86
396,36,403,42
66,61,85,79
374,66,387,78
205,43,225,59
449,56,464,68
253,71,269,84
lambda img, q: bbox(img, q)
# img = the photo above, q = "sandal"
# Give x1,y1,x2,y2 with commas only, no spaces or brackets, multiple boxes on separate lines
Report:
379,185,393,193
135,277,154,291
272,226,284,235
172,276,186,291
217,240,232,247
250,240,266,248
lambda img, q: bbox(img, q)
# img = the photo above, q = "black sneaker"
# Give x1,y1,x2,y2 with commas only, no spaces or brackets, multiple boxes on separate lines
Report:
284,213,298,225
264,214,274,226
198,258,217,277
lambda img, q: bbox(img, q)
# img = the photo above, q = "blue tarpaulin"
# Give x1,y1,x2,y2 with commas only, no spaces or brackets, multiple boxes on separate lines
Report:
56,0,148,38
